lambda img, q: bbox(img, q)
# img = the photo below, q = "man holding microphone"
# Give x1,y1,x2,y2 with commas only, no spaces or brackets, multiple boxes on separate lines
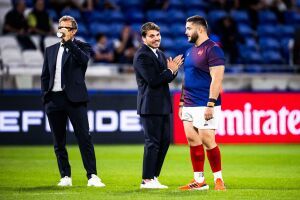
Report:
41,15,104,187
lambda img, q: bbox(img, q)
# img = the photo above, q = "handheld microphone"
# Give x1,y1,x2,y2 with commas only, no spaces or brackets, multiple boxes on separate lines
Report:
56,32,65,38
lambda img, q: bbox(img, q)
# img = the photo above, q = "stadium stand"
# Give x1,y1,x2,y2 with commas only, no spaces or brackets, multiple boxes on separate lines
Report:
0,0,299,90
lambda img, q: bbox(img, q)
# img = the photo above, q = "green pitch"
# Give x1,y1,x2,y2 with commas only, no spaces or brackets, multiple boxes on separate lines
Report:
0,145,300,200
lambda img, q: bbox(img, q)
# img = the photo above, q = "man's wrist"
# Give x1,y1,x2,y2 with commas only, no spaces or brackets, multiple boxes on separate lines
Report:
207,98,217,107
168,68,174,74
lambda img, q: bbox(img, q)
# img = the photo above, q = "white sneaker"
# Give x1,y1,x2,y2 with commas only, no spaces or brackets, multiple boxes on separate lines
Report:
87,174,105,187
57,176,72,186
140,179,157,189
154,177,168,189
140,179,168,189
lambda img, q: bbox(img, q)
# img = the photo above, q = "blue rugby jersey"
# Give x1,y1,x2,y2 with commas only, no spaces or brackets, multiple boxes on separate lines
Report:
183,39,225,107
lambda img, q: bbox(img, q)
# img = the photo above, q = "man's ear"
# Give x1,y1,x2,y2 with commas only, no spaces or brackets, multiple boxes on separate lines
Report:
73,29,78,35
198,25,204,34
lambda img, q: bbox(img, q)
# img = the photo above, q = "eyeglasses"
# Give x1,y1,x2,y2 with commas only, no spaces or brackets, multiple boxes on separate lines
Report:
58,26,75,30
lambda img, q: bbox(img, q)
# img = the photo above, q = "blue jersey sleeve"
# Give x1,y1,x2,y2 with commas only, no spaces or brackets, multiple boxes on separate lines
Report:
208,46,225,67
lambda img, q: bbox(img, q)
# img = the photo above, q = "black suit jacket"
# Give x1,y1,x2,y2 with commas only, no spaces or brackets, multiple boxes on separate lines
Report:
41,38,92,104
133,44,177,115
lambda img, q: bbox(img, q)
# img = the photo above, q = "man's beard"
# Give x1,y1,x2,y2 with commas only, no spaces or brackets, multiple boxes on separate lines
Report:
189,32,198,43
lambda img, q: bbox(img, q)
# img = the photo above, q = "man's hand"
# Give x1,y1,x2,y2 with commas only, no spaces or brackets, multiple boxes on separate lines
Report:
167,54,184,73
204,107,214,121
60,28,72,42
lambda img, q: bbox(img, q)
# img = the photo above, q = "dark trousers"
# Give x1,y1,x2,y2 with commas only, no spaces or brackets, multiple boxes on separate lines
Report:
45,91,97,179
140,114,171,179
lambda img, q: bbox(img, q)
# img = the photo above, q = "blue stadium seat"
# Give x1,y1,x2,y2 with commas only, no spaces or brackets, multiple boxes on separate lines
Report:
89,23,111,36
170,23,186,37
259,38,280,51
184,0,208,10
61,9,82,22
225,65,244,73
230,10,250,24
244,38,257,51
209,34,221,43
167,10,186,23
25,0,33,7
109,11,125,23
284,11,295,24
168,0,184,10
244,64,264,73
262,51,283,64
157,24,172,37
147,10,167,23
77,23,89,38
208,10,228,25
258,10,277,24
164,50,177,58
280,38,292,64
277,25,295,39
160,37,174,50
125,10,144,23
47,9,58,21
120,0,142,10
174,37,191,53
87,11,107,23
245,51,263,64
293,12,300,24
257,25,278,38
130,23,142,34
109,23,124,38
238,24,254,37
284,10,300,25
186,10,206,19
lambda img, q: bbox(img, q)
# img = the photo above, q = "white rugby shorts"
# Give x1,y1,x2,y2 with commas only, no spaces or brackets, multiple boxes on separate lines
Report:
181,106,221,129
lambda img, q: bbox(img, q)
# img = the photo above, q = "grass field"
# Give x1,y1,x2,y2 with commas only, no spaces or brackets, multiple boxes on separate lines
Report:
0,144,300,200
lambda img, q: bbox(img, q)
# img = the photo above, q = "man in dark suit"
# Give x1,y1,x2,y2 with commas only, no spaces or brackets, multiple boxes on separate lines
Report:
41,16,104,187
133,22,184,189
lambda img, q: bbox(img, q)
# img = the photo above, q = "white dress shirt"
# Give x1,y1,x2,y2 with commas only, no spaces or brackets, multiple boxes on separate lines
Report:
52,43,65,92
148,46,158,57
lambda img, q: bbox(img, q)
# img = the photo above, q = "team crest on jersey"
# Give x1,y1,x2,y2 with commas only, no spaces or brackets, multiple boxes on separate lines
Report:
197,49,203,55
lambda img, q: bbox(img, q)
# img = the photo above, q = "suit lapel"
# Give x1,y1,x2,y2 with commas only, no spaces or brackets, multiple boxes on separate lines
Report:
62,38,78,66
142,44,165,70
62,48,71,67
157,50,167,70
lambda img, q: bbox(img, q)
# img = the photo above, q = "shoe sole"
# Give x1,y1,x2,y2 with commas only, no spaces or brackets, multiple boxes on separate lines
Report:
194,185,209,190
87,184,105,187
179,185,209,191
140,186,168,189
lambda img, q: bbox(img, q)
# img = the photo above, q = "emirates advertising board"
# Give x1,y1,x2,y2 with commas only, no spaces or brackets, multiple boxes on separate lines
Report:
173,92,300,144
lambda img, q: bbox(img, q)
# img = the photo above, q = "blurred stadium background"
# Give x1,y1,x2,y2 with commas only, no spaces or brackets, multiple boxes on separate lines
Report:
0,0,300,199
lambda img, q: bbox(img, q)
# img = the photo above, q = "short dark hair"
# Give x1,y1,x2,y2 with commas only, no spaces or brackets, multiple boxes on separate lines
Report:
141,22,160,37
186,15,208,30
95,33,105,41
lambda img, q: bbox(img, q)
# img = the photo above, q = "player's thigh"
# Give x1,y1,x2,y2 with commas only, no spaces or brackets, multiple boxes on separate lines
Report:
198,129,217,149
183,121,202,145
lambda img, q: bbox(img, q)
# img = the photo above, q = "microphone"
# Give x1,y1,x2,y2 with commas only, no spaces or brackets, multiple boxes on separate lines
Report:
56,32,65,38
